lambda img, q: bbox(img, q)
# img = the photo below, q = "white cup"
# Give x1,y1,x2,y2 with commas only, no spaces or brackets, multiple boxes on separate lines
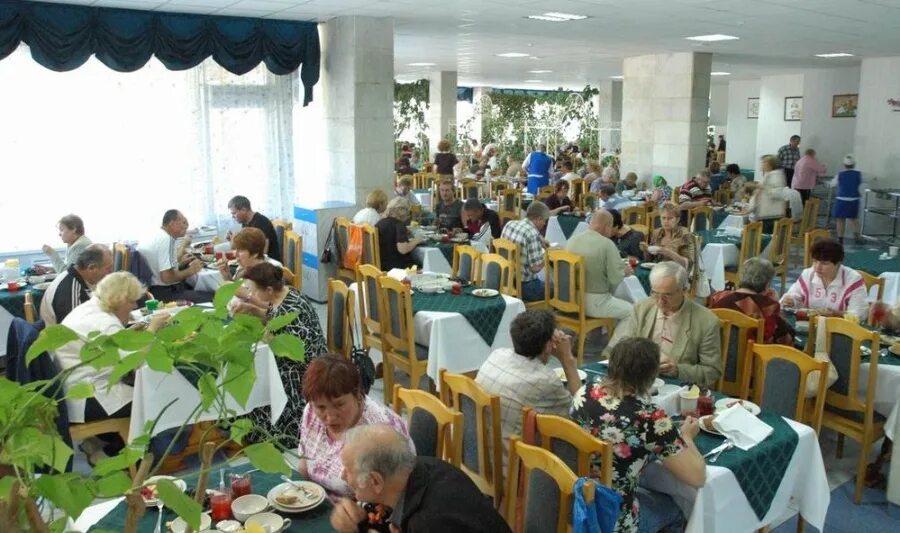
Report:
890,246,898,257
679,390,699,416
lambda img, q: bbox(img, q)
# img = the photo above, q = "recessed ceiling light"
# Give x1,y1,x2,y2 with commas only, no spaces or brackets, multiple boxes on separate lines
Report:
685,34,739,42
610,75,624,80
710,72,731,76
408,62,436,67
815,52,854,58
525,80,543,83
497,52,530,58
529,70,552,74
526,12,589,22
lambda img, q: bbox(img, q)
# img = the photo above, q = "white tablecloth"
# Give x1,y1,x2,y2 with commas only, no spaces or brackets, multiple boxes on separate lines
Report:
878,272,900,305
128,344,287,442
349,283,526,380
545,216,590,248
189,268,226,293
701,243,738,292
414,191,432,208
716,213,747,229
412,242,489,276
886,397,900,504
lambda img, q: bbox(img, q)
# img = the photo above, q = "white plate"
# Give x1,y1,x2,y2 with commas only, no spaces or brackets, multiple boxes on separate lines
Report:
266,482,326,512
699,415,723,435
554,368,588,382
794,320,809,333
33,282,52,290
169,513,211,533
638,262,656,269
472,288,499,298
142,476,188,507
714,398,761,415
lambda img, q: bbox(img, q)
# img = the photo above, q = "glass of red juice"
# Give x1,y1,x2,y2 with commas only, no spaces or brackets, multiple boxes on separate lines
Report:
210,492,232,520
697,395,714,417
231,474,251,498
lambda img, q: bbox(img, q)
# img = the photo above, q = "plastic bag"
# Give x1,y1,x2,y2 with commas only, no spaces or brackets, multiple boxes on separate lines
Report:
572,477,622,533
342,224,364,270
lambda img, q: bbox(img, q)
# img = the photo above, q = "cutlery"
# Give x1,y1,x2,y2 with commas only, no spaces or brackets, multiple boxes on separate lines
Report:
709,441,734,463
153,498,164,533
702,441,730,458
280,475,317,499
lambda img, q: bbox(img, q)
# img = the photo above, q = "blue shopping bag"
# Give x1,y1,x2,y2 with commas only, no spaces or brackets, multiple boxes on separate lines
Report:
572,477,622,533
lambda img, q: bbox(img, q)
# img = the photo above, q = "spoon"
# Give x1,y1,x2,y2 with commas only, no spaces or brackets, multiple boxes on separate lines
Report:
280,475,317,499
153,498,164,533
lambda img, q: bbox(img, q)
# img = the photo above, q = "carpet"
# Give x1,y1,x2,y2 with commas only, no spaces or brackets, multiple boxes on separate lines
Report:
772,477,900,533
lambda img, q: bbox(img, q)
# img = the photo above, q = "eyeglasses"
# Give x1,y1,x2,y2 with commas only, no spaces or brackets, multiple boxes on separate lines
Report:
650,289,682,299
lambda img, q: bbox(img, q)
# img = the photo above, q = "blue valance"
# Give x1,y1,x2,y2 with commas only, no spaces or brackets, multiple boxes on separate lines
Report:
0,0,320,104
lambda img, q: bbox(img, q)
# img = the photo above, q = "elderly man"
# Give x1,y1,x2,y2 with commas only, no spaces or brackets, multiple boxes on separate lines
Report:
500,201,550,301
40,244,114,325
566,209,633,320
606,261,722,387
331,425,510,533
433,180,463,231
777,135,802,187
678,170,713,225
138,209,211,303
227,195,280,261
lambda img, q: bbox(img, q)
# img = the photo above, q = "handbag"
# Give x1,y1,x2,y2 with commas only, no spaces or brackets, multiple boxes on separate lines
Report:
348,317,376,395
572,477,622,533
320,219,337,264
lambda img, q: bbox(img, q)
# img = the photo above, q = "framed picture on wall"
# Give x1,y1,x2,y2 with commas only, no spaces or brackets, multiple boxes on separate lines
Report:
832,94,858,118
747,98,760,119
784,96,803,121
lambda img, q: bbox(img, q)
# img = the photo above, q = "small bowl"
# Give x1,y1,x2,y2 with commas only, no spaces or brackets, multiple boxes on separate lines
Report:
246,512,291,533
232,494,268,522
216,520,242,533
419,285,440,294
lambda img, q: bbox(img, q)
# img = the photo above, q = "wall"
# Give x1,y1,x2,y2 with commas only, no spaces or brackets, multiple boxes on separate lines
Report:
854,56,900,184
755,74,803,171
709,84,728,126
725,80,760,170
800,67,860,173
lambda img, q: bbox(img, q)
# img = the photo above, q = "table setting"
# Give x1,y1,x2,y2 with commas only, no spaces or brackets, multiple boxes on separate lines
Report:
842,247,900,305
545,213,589,247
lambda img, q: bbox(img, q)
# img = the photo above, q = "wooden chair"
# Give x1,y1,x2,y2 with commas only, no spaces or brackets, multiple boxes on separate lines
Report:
767,218,793,295
280,266,297,288
688,233,704,298
630,223,651,245
536,190,552,203
334,217,356,281
505,436,594,533
713,188,731,205
490,180,509,196
283,230,302,290
582,192,600,212
459,179,480,201
360,223,381,269
687,205,714,232
452,245,481,284
113,243,130,272
498,190,522,226
410,204,423,223
393,384,462,467
522,407,613,485
803,228,832,268
710,308,764,397
538,185,554,197
792,198,821,247
819,318,884,504
23,292,36,324
379,276,430,404
439,370,503,507
271,219,293,261
569,178,585,208
647,209,662,230
356,264,383,355
479,253,515,296
746,343,828,435
724,221,763,287
326,279,356,359
493,238,544,309
545,250,615,365
858,270,885,301
621,205,647,226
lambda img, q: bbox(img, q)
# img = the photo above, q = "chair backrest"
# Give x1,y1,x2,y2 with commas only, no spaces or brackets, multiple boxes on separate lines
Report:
768,218,793,268
356,264,383,348
857,270,885,301
583,193,600,212
23,292,36,324
749,342,829,434
377,275,417,362
459,179,480,201
538,185,554,197
629,224,651,245
113,243,130,272
688,206,714,232
334,217,352,268
491,180,510,196
569,178,585,207
822,317,880,423
544,250,584,317
283,230,302,290
393,385,462,467
688,233,703,297
505,437,593,533
271,219,293,260
737,221,764,266
498,190,522,225
710,308,764,397
492,238,522,297
713,188,731,205
326,279,356,358
480,253,515,295
452,245,481,284
647,210,662,230
439,369,503,505
803,229,831,268
522,407,613,486
621,205,647,226
800,197,821,236
360,224,381,269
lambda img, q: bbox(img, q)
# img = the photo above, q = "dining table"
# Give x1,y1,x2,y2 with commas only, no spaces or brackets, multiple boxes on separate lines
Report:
842,248,900,305
695,229,773,292
545,214,590,247
0,284,45,357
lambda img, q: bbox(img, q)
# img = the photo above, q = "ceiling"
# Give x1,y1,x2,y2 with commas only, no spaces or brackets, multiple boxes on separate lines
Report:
38,0,900,89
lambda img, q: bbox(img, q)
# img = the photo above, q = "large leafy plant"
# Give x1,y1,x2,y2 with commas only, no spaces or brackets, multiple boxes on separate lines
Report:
0,281,305,532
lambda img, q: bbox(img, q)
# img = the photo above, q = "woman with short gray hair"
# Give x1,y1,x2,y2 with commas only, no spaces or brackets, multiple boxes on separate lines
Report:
709,257,794,345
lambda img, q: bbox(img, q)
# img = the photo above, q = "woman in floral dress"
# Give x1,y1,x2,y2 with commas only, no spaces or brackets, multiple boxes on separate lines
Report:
571,337,706,533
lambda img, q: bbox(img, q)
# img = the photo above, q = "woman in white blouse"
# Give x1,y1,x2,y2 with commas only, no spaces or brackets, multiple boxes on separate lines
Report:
41,214,92,272
54,272,169,425
352,189,387,227
746,155,786,233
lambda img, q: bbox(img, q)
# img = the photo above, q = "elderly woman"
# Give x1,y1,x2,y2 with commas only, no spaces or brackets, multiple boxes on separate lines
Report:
649,175,673,205
572,337,706,533
615,172,639,194
375,197,423,271
234,262,327,447
42,214,93,273
640,202,695,271
745,155,786,233
709,257,794,345
542,181,575,216
433,139,458,176
781,238,869,320
352,190,388,227
218,227,282,283
297,355,413,496
725,163,746,201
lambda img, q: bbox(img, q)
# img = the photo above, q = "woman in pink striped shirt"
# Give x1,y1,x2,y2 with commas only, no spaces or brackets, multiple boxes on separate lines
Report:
791,148,827,204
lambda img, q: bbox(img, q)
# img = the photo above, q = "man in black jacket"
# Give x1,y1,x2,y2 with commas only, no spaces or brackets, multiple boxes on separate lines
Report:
330,425,510,533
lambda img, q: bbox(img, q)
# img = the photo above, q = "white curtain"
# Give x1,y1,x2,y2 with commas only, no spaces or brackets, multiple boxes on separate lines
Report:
0,45,296,252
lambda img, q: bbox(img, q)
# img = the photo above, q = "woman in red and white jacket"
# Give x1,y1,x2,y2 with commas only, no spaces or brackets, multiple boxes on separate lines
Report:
781,238,869,320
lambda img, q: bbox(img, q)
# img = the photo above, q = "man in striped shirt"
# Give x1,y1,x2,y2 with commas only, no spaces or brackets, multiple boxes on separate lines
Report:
777,135,802,187
40,244,113,325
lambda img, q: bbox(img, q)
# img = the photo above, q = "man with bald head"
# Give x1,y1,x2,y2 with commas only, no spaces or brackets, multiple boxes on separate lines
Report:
40,244,114,325
331,425,509,533
565,209,633,321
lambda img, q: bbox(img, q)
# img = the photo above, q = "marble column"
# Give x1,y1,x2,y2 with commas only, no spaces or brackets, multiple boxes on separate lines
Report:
427,70,457,156
621,52,711,186
596,80,622,154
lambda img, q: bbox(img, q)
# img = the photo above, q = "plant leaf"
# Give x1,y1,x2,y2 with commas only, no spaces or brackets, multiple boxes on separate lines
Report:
92,446,144,477
145,342,173,373
243,442,290,476
223,362,255,408
0,476,16,502
156,322,189,343
26,325,79,364
111,329,155,351
157,479,202,530
34,474,94,519
228,418,253,445
214,281,242,313
266,311,298,332
173,307,206,332
67,382,95,400
96,471,132,497
198,373,218,410
109,349,147,385
268,334,305,362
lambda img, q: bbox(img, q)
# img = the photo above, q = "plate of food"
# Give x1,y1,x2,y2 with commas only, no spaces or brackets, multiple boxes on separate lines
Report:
714,398,761,415
141,476,188,507
880,333,900,346
638,262,657,269
266,481,326,512
699,415,722,435
553,367,588,382
472,288,500,298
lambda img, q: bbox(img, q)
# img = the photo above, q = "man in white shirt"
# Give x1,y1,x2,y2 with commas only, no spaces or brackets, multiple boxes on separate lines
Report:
138,209,211,303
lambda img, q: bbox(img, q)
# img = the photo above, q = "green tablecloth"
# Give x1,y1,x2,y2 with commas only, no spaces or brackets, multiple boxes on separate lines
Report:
0,286,44,319
556,214,587,240
712,209,728,228
90,465,334,532
634,266,652,294
784,314,900,366
695,230,772,252
842,249,900,277
412,286,506,345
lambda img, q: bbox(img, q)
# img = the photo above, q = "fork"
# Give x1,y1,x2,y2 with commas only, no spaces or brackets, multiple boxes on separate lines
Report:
709,441,734,463
153,498,164,533
280,475,316,499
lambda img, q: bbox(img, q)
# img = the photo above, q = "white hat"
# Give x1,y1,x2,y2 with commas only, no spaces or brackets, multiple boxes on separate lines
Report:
843,154,855,166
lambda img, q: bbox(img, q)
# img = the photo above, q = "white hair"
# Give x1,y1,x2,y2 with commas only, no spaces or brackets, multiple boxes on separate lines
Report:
343,425,416,485
649,261,689,290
